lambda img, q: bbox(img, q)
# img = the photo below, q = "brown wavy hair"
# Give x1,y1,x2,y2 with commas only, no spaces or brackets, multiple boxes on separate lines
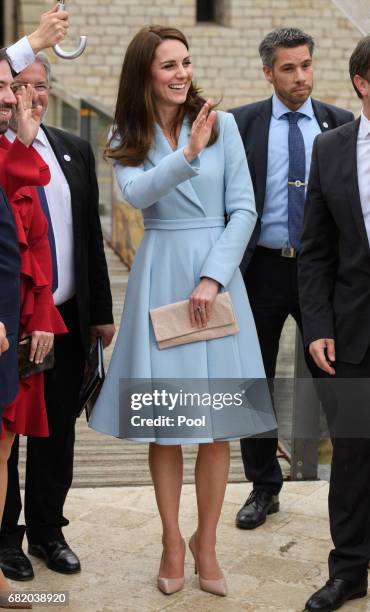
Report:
105,25,219,166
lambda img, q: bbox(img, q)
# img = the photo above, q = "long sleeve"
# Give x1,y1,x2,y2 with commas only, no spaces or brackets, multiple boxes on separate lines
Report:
6,36,35,74
298,137,338,346
0,138,50,199
10,188,67,336
114,148,200,210
199,113,257,287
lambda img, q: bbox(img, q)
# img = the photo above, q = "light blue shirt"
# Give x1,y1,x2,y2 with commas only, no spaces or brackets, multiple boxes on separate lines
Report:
258,95,321,248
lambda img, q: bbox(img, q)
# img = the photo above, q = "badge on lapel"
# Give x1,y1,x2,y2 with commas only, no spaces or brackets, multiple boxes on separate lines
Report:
64,154,71,162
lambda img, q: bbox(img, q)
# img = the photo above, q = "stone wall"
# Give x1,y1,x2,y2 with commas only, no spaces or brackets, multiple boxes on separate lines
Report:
14,0,44,42
13,0,364,266
16,0,363,115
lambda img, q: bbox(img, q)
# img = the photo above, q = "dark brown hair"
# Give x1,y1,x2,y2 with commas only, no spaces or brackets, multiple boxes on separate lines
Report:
259,27,314,69
349,35,370,99
105,25,218,166
0,48,11,68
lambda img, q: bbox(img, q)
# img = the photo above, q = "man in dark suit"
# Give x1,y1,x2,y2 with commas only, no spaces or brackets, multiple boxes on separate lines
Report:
0,53,115,580
298,36,370,612
230,28,354,530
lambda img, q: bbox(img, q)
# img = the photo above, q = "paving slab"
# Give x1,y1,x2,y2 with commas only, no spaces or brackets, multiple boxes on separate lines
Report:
8,482,369,612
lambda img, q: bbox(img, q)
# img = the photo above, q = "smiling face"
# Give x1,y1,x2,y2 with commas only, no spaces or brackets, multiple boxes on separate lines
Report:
263,45,313,111
0,60,17,135
150,39,193,113
9,61,49,131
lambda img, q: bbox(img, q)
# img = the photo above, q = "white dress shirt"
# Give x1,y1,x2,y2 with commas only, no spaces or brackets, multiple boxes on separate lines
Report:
6,37,35,74
357,111,370,247
6,128,75,306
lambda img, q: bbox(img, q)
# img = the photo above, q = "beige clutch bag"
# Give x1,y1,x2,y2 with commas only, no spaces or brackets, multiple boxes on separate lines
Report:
150,291,239,350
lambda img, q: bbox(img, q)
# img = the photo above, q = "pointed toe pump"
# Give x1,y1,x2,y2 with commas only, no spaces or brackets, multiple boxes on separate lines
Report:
157,575,185,595
188,534,227,597
157,539,186,595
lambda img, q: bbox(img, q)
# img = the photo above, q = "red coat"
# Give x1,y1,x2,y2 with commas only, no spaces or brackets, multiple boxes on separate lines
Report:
0,136,67,437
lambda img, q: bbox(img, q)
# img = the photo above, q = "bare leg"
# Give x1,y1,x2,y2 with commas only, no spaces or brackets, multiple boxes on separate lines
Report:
193,441,230,579
148,443,185,578
0,429,15,591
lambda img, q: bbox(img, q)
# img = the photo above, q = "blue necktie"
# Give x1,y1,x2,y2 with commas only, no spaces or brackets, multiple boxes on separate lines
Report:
285,112,306,250
37,186,58,293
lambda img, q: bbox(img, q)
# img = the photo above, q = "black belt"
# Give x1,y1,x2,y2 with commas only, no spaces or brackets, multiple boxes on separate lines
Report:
255,245,298,258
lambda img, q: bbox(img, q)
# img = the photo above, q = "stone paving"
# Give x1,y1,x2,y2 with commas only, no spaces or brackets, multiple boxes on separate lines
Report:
9,481,370,612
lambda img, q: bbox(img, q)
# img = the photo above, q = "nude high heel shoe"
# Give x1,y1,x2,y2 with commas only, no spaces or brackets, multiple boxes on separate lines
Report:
157,539,185,595
188,533,227,597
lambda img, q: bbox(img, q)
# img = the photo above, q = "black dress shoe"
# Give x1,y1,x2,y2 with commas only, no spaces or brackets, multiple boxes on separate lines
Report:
0,547,34,581
305,576,368,611
235,490,279,529
28,540,81,574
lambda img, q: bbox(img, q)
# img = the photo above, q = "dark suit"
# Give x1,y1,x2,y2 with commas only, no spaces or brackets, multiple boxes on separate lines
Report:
230,97,354,495
0,186,20,410
0,126,113,545
298,118,370,580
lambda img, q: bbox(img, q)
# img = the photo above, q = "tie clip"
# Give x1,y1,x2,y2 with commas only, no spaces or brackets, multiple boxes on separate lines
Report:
288,180,306,188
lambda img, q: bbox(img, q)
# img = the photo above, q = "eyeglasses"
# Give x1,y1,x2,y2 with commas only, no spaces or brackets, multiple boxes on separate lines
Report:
10,82,50,94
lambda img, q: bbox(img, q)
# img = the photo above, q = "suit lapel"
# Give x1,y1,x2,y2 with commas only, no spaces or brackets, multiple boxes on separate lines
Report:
147,120,205,215
337,118,369,247
312,99,333,133
252,98,271,214
41,125,82,236
41,125,77,185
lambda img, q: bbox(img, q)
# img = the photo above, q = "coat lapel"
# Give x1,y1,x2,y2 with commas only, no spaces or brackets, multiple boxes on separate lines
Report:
337,118,369,248
147,120,205,215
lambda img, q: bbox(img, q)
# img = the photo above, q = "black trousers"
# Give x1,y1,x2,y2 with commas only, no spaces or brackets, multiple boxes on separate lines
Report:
240,247,317,495
315,352,370,581
0,297,85,546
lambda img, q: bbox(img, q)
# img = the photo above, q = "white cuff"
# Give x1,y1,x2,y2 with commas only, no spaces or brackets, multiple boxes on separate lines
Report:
6,37,35,74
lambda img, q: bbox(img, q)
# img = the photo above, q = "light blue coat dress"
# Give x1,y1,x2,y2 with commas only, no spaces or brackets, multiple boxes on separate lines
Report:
89,111,276,443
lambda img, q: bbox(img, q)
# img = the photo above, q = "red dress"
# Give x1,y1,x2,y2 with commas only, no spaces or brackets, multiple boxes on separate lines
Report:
0,136,67,438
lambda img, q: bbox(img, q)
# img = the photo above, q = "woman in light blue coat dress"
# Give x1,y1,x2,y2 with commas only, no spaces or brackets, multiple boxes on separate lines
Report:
90,25,276,597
